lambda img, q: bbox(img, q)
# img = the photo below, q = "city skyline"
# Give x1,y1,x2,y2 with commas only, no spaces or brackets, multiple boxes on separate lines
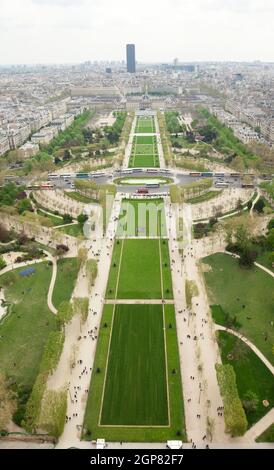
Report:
1,0,274,65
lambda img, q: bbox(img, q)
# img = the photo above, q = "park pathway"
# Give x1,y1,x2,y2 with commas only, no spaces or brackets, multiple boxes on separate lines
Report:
215,325,274,375
55,195,122,448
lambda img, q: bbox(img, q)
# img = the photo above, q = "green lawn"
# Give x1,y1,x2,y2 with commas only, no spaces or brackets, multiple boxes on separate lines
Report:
0,262,57,391
129,154,159,168
83,304,185,441
136,136,156,144
132,144,156,154
217,331,274,427
202,253,274,363
101,304,168,425
37,209,64,226
106,239,173,299
65,191,96,204
187,190,221,204
57,223,84,238
117,198,167,237
135,117,155,134
256,424,274,443
52,258,79,309
251,244,274,273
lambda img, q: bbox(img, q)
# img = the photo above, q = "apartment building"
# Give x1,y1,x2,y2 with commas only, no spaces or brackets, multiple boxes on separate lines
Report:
18,141,39,158
0,134,10,155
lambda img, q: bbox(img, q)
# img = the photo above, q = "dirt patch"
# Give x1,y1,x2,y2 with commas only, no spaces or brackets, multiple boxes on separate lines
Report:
201,263,212,273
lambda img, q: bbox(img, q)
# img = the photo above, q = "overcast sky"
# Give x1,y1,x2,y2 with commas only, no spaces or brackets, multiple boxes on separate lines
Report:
0,0,273,64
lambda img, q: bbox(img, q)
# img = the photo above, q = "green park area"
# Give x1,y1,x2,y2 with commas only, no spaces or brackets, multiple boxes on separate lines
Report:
117,198,167,237
129,135,159,168
202,253,274,363
52,257,79,309
186,190,221,204
106,239,173,299
217,331,274,427
135,116,156,134
101,304,168,425
0,263,56,391
256,424,274,443
57,223,84,238
0,259,79,426
83,304,185,442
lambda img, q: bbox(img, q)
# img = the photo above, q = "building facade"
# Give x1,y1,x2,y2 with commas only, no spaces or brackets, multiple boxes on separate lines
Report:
126,44,136,74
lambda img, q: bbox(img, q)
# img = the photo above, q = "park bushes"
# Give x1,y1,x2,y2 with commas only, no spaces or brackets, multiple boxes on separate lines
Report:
39,330,65,374
185,280,199,309
73,297,89,324
57,301,73,327
86,259,98,287
38,389,67,438
215,363,248,436
24,312,69,433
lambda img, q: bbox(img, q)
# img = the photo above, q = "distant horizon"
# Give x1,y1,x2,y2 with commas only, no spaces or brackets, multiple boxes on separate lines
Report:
1,0,274,65
1,59,274,67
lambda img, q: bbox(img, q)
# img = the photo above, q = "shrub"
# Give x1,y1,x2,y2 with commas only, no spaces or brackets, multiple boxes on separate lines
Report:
38,389,67,438
0,255,7,270
215,364,247,436
63,214,73,224
253,197,265,213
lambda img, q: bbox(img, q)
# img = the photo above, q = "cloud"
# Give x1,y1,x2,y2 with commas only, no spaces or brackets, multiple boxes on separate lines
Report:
0,0,274,63
31,0,87,6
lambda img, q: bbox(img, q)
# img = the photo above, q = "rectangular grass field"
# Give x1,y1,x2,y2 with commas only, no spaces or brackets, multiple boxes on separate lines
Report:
117,198,167,237
83,304,185,441
106,238,173,299
135,116,155,134
129,154,159,168
100,304,169,425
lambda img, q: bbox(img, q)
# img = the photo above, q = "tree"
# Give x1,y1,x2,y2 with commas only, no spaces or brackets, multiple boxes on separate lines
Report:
0,373,17,431
239,247,257,268
77,213,88,224
0,224,10,243
62,214,73,224
253,198,265,213
17,198,33,215
266,229,274,251
242,390,259,412
0,256,6,270
56,244,69,257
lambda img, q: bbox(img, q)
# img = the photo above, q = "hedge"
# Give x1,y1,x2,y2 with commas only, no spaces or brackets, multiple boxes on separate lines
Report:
73,297,89,323
39,330,65,374
215,363,248,436
38,389,67,438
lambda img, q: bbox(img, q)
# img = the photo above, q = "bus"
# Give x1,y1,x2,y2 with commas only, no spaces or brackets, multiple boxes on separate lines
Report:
242,183,254,188
60,173,73,179
189,172,201,177
133,168,143,173
146,183,160,188
48,174,60,180
214,172,225,177
4,175,17,181
230,173,241,178
27,184,41,190
215,182,229,188
201,172,213,177
75,173,89,179
40,182,54,190
146,168,158,173
137,188,149,194
90,172,105,178
121,169,134,175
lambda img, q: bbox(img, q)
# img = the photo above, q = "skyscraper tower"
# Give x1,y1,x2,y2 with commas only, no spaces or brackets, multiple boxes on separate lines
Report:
126,44,136,73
